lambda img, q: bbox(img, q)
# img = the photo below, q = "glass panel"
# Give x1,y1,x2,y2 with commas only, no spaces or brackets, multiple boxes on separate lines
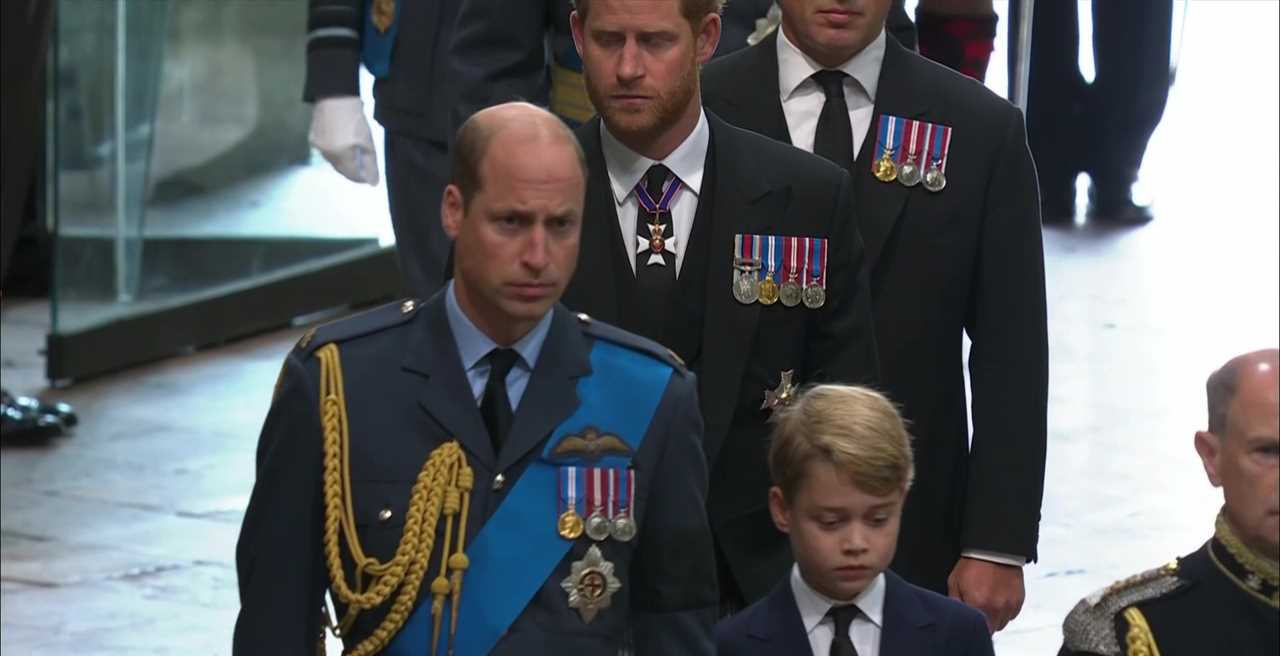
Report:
50,0,391,336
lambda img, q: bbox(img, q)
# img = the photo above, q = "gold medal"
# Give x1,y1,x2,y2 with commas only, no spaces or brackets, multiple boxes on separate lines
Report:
558,510,585,540
761,370,798,411
561,545,622,623
873,148,898,183
758,275,779,305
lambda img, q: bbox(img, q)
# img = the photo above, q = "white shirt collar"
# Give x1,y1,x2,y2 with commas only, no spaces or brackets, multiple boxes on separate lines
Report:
790,564,886,635
777,25,886,103
599,110,709,205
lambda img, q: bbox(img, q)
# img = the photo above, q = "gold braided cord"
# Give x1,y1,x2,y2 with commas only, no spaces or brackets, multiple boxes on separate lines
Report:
1122,606,1161,656
1214,511,1280,587
315,343,473,656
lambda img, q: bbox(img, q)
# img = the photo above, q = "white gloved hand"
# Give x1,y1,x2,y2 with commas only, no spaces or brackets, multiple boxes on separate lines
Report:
309,96,380,186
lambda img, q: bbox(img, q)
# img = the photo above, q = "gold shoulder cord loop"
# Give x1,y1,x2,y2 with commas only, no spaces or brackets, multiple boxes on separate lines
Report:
1122,606,1161,656
316,344,474,656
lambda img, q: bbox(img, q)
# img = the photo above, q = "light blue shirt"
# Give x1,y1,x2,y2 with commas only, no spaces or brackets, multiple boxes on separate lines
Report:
444,281,553,410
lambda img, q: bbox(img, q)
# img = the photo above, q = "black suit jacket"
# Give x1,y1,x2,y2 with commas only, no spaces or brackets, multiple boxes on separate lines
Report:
702,32,1049,591
562,113,880,603
233,294,717,655
303,0,460,141
714,571,995,656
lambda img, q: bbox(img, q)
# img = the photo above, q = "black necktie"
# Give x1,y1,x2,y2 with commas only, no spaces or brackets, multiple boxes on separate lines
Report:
812,70,855,171
828,604,861,656
479,348,519,454
633,164,676,342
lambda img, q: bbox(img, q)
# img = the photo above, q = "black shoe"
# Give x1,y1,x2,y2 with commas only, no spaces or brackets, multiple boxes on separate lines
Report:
10,395,78,428
1088,184,1154,225
1,400,67,442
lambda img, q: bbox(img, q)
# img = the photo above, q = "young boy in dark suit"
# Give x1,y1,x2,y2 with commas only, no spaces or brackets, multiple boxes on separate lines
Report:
714,385,995,655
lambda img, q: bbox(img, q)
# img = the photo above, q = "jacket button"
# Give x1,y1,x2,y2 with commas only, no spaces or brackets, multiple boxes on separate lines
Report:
377,508,393,523
492,473,506,492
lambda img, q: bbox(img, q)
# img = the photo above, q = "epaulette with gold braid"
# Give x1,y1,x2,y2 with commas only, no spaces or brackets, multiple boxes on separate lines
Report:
314,342,474,656
1062,561,1186,656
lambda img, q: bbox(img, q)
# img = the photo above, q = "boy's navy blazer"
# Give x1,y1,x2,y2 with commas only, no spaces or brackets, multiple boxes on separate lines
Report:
714,570,995,656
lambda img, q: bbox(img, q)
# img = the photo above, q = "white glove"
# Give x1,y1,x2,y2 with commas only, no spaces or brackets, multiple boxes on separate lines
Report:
309,96,380,186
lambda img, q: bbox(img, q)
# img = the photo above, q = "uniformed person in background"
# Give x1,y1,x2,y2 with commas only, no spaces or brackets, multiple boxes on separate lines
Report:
701,0,1048,633
234,102,718,655
1059,348,1279,656
447,0,776,128
304,0,463,298
560,0,880,613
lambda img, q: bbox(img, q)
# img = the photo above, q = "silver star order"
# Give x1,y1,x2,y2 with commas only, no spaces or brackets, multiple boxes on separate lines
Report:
560,545,622,623
761,370,797,411
636,222,678,266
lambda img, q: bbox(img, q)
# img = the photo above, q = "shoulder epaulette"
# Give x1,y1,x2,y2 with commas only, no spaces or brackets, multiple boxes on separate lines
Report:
1062,561,1187,656
294,298,422,357
573,312,688,375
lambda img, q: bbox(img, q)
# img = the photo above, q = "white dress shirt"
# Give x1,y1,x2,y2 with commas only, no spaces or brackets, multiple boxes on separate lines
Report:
777,25,885,160
599,110,710,276
790,564,885,656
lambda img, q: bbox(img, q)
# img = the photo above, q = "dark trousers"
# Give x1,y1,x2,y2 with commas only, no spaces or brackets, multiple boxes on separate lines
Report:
1011,0,1174,196
384,131,451,298
1,0,54,285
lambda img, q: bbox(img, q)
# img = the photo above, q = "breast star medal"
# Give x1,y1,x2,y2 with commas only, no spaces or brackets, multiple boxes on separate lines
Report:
561,545,622,623
761,369,798,412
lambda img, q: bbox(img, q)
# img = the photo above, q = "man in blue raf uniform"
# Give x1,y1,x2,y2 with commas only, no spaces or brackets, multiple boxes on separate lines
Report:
304,0,463,297
1059,349,1279,656
234,102,718,655
702,0,1049,632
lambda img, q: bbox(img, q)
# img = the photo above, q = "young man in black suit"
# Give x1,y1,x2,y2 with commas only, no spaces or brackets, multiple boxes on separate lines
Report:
716,384,994,656
701,0,1048,633
563,0,881,609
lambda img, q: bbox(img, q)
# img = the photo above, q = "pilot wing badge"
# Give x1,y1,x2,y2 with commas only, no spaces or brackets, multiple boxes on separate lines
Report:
550,427,634,463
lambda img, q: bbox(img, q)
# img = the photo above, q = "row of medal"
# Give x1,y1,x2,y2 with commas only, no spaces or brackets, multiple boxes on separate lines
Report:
732,234,829,309
871,114,953,193
557,466,637,543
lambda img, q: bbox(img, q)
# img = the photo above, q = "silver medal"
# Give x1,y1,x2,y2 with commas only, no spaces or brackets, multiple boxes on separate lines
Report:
585,510,611,541
898,159,922,187
923,163,947,192
609,514,637,542
780,280,803,307
802,283,826,310
733,269,760,305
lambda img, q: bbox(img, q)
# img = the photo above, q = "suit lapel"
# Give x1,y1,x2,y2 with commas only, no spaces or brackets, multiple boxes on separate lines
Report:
495,306,593,472
879,571,936,654
746,578,810,653
402,294,496,468
855,37,931,272
699,114,786,446
568,118,633,324
722,30,793,144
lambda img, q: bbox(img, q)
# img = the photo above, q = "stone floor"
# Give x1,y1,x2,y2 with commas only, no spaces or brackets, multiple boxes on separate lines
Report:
3,2,1277,654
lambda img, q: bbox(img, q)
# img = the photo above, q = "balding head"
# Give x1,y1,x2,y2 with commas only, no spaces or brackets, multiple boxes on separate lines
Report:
1195,348,1280,560
1206,349,1280,435
450,102,587,208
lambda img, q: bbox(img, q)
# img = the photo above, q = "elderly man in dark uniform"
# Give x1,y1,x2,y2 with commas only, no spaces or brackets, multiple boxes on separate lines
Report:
1060,348,1279,656
304,0,463,297
701,0,1049,634
234,102,718,655
559,0,880,611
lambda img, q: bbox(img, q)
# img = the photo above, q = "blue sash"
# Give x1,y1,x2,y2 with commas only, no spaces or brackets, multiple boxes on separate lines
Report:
385,339,673,655
361,0,399,78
